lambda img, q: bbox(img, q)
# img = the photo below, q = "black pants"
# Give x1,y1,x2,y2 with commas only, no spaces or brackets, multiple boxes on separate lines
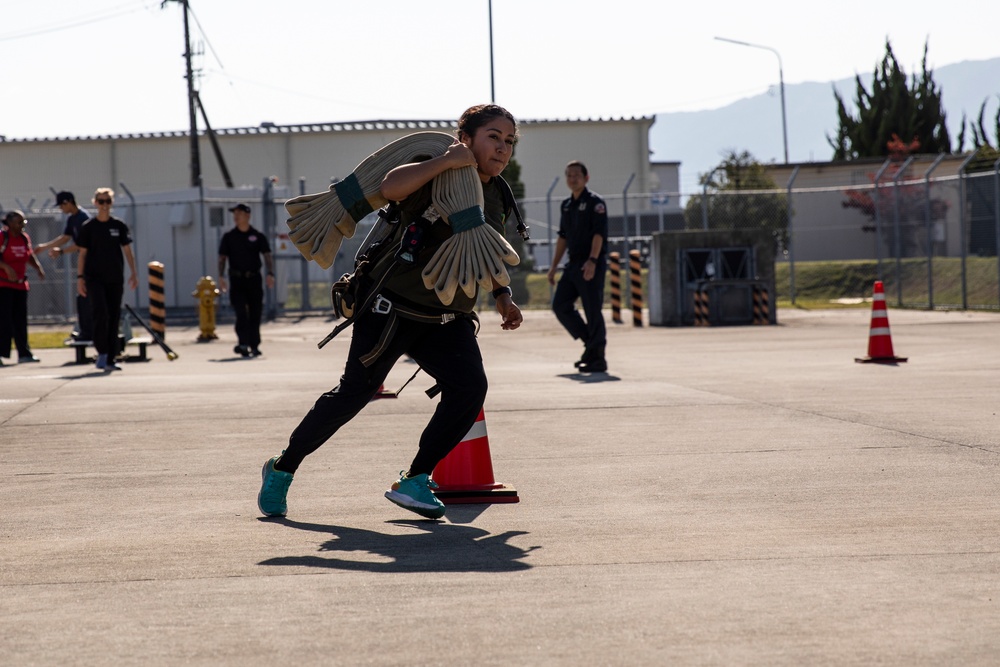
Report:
0,288,31,359
278,309,488,477
229,274,263,349
76,294,93,340
86,279,123,357
552,261,607,355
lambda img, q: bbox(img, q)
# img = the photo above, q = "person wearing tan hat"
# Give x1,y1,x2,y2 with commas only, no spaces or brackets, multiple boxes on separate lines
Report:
218,203,274,357
0,210,46,365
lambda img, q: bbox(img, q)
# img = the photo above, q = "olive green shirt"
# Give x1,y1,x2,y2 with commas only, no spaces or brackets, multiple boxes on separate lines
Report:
383,177,509,314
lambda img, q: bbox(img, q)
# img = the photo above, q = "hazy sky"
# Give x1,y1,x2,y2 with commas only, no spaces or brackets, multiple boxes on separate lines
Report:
2,0,999,140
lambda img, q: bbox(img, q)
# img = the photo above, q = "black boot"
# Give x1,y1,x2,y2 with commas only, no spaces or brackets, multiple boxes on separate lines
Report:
577,346,607,373
574,344,596,369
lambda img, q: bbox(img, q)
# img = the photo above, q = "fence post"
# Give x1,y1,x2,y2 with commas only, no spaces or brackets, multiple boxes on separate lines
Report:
786,165,800,305
262,177,277,320
891,156,915,307
994,157,1000,308
545,176,559,301
298,177,311,311
622,173,635,259
871,159,892,284
118,182,139,308
922,154,946,310
957,153,977,310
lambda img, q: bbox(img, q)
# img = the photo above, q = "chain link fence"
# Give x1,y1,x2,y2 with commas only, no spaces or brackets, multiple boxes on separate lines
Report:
16,168,1000,325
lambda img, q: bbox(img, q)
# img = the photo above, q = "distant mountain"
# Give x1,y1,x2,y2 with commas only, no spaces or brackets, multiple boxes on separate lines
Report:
650,57,1000,192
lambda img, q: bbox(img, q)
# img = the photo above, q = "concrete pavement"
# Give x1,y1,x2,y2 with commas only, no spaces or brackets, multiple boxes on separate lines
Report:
3,306,1000,666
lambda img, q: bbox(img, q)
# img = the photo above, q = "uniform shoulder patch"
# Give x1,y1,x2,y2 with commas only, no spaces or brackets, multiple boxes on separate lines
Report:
595,202,606,214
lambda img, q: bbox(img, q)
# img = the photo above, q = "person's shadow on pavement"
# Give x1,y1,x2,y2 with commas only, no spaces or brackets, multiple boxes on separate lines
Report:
557,372,620,383
258,518,539,573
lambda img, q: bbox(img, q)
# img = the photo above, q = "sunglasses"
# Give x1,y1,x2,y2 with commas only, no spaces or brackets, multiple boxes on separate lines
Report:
95,199,112,205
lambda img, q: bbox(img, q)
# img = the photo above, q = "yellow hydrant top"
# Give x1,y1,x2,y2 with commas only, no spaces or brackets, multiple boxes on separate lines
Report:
192,276,220,299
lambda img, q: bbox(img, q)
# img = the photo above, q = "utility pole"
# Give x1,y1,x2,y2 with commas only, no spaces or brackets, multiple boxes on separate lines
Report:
163,0,201,187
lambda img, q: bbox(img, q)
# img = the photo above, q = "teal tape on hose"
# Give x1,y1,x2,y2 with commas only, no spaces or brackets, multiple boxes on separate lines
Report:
449,206,485,233
334,173,374,222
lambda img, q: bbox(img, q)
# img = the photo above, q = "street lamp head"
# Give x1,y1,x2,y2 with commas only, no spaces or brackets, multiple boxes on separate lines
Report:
714,36,789,164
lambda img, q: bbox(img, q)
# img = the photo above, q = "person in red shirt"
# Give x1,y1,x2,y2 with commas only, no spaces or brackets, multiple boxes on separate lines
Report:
0,210,46,365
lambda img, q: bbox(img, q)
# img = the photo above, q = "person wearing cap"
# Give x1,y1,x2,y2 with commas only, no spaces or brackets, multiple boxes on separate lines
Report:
33,191,93,341
76,188,138,372
0,210,46,365
218,203,274,357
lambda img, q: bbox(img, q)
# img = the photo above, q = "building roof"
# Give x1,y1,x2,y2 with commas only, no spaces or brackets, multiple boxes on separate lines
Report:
0,116,654,144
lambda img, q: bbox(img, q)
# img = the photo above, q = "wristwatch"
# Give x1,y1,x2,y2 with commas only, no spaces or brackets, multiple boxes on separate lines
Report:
491,285,513,299
587,257,599,265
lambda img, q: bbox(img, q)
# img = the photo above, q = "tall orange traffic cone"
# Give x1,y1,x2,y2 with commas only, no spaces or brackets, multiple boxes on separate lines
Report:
432,408,519,504
855,280,907,364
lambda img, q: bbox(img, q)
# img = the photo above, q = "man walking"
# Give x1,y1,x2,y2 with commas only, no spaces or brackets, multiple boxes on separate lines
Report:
34,191,92,341
218,203,274,357
76,188,138,372
547,161,609,373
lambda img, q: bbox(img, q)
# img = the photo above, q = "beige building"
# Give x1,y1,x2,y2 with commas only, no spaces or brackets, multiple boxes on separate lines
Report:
0,117,658,218
2,117,669,311
766,154,975,262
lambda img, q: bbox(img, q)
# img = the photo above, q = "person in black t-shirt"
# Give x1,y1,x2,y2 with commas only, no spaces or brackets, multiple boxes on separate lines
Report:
34,191,93,340
76,188,138,372
547,161,609,373
218,203,274,357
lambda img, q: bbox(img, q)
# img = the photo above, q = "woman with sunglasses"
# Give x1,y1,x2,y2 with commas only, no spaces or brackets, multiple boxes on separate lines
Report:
76,188,138,372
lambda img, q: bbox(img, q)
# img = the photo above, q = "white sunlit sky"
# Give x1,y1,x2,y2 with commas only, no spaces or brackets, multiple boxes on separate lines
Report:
3,1,999,148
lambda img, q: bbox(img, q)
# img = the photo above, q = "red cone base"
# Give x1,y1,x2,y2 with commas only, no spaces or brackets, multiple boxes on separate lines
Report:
370,384,398,400
855,280,907,364
432,409,519,504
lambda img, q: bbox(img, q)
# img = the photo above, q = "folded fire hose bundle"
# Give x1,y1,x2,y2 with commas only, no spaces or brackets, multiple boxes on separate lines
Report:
422,165,518,304
285,132,455,268
284,131,519,306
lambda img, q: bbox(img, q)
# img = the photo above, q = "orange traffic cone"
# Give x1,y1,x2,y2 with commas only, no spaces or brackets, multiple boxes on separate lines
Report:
855,280,907,364
432,408,519,504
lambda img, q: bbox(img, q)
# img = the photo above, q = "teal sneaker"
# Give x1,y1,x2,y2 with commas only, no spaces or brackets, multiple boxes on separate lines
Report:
258,453,293,517
384,471,446,519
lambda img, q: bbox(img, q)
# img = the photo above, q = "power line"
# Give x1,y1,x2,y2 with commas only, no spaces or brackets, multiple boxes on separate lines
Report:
0,1,158,42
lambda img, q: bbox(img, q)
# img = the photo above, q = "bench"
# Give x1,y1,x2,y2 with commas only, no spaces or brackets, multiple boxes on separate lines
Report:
64,336,154,364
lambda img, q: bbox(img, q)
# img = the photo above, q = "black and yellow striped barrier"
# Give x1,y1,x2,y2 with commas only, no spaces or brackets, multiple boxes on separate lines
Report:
628,249,643,327
693,287,710,326
609,252,622,324
148,261,166,340
752,284,770,325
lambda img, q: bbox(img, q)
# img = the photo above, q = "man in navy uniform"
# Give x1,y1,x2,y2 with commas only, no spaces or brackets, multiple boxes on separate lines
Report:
547,161,609,373
218,203,275,357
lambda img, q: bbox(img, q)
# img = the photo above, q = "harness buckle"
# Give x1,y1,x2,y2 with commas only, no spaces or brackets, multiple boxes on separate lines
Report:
440,313,456,323
372,294,392,315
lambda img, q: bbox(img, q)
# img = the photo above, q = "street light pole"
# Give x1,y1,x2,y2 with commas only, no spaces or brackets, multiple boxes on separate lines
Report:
714,36,789,164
